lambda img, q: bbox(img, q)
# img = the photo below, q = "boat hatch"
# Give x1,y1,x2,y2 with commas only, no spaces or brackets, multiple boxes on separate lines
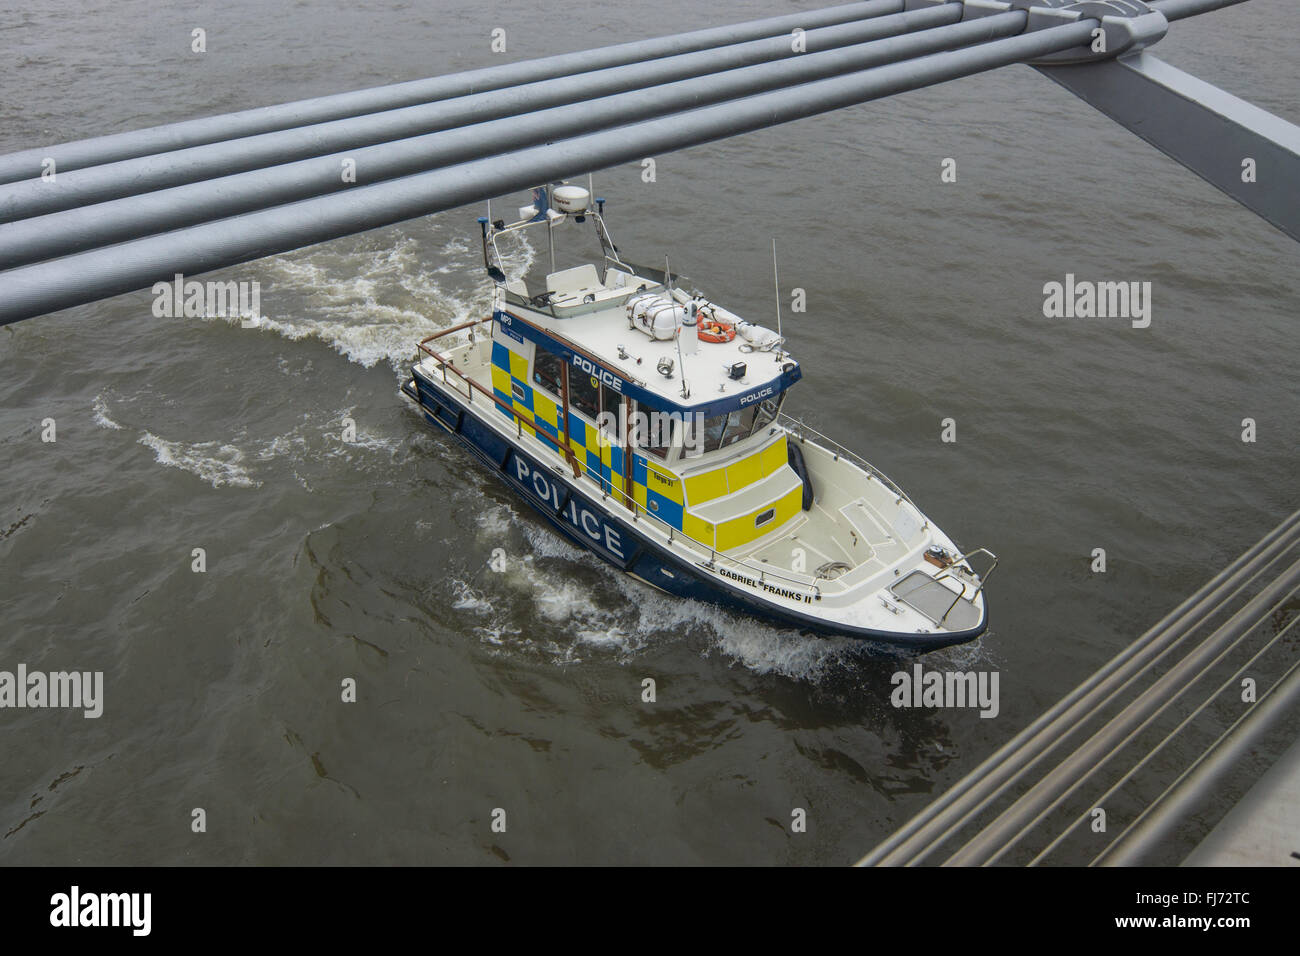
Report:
890,570,982,631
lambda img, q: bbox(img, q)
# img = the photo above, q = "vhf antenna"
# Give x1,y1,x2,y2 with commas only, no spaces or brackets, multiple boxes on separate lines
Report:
772,237,785,363
668,254,689,399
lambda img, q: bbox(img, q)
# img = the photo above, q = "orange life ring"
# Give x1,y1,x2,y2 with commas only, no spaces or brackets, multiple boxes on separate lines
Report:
697,312,736,343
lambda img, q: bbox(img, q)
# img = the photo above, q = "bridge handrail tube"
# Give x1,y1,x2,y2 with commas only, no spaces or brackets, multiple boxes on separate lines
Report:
944,553,1300,865
0,1,904,186
868,527,1300,866
0,19,1100,327
857,508,1300,865
1096,655,1300,866
0,5,960,223
909,536,1300,865
0,10,1023,268
1027,610,1300,866
1147,0,1251,22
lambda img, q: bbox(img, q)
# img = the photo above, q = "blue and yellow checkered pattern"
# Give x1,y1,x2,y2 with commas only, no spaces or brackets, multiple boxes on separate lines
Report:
492,339,622,489
490,333,799,553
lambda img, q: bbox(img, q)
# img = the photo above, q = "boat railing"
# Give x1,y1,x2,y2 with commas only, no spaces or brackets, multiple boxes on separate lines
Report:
780,412,1000,615
951,548,999,603
777,413,920,514
417,317,583,479
929,547,999,625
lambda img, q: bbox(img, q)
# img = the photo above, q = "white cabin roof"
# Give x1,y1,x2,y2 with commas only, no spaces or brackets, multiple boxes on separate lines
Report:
498,267,799,417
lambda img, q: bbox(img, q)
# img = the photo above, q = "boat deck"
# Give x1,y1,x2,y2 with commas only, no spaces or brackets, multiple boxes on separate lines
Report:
743,496,911,578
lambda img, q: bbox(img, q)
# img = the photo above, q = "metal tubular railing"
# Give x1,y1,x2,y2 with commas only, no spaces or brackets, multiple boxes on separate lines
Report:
1030,609,1300,865
947,554,1300,866
1096,654,1300,866
2,10,1029,269
1,4,970,231
0,1,905,185
0,17,1102,325
779,413,920,513
1147,0,1250,22
930,548,999,624
858,508,1300,866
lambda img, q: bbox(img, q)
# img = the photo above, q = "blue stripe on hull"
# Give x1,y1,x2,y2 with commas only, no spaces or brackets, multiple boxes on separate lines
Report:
408,369,985,651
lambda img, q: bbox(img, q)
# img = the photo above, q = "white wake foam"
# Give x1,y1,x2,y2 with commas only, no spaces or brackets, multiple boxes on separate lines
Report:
219,225,535,376
448,494,902,680
137,432,261,489
91,394,123,431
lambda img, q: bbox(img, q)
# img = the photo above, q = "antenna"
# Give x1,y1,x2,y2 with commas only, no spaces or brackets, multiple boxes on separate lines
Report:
675,314,690,400
547,188,556,274
771,237,782,341
666,253,688,397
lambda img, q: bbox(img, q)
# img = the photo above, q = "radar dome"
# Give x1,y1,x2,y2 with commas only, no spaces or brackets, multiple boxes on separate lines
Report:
552,185,591,214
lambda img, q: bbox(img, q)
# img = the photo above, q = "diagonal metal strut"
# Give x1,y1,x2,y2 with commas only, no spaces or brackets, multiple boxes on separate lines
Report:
1038,50,1300,242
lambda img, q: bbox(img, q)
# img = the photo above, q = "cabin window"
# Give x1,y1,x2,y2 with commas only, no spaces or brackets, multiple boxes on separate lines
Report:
647,416,673,458
723,406,757,447
569,369,600,420
600,383,620,417
598,384,623,439
701,410,753,452
631,401,672,460
752,396,782,432
699,395,786,452
532,349,564,397
700,413,729,454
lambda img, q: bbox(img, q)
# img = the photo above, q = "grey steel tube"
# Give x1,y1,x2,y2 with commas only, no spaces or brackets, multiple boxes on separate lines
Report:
945,553,1300,865
859,509,1300,866
0,1,903,186
0,11,1024,268
0,5,958,224
1097,656,1300,866
1147,0,1251,22
1026,609,1300,866
0,19,1099,326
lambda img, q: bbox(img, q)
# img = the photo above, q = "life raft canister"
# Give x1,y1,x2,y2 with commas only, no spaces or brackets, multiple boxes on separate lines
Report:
696,306,736,343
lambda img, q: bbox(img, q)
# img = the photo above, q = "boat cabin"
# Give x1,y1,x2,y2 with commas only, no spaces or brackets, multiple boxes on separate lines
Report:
483,185,806,555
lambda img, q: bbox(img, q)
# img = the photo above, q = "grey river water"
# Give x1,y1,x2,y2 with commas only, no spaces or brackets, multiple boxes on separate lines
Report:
0,0,1296,864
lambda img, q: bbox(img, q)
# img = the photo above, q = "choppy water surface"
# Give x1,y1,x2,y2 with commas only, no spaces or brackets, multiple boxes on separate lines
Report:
1,0,1296,864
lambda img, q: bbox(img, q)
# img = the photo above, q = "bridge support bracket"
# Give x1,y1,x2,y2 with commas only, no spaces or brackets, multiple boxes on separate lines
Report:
906,0,1168,64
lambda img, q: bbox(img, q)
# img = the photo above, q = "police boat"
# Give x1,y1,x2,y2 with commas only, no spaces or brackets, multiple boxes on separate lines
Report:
401,184,996,650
